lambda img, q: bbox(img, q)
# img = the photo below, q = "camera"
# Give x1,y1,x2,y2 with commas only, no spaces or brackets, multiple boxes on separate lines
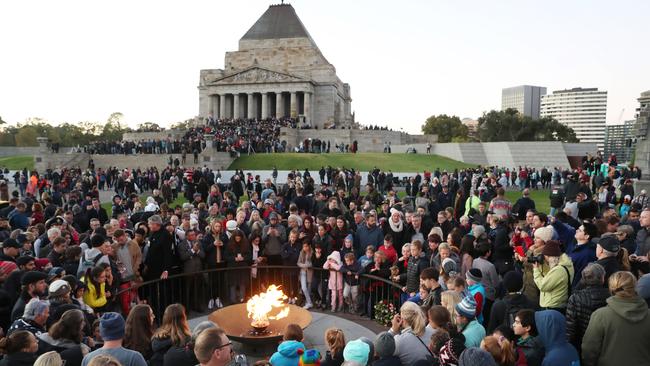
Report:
526,254,545,264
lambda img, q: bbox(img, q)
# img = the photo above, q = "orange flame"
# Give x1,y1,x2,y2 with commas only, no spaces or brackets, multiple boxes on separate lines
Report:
246,285,290,327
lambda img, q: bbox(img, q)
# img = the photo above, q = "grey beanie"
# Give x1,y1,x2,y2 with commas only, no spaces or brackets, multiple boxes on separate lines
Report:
637,273,650,300
373,332,395,358
458,347,496,366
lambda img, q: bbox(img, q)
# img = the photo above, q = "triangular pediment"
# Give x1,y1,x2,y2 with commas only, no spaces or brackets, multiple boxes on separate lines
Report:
208,67,304,85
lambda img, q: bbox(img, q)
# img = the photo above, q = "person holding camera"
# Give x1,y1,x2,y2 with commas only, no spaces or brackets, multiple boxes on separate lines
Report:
532,240,574,314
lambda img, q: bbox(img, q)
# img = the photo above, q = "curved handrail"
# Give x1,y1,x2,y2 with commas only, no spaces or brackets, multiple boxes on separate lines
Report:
114,265,402,297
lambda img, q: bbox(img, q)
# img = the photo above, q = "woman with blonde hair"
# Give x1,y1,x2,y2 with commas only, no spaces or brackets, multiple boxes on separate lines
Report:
150,303,191,366
389,301,434,364
582,271,650,366
321,328,346,366
86,355,123,366
481,335,516,366
441,290,462,325
34,351,64,366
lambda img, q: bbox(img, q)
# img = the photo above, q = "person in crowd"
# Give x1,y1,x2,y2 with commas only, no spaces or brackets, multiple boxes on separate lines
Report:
83,265,111,312
123,304,155,361
455,295,486,348
38,309,92,366
426,305,451,335
342,339,370,366
472,242,499,312
321,327,345,366
34,351,65,366
323,251,344,312
163,321,218,366
534,310,579,366
86,354,123,366
480,335,515,366
177,228,205,312
150,304,191,366
262,212,286,265
582,271,650,366
340,252,361,313
373,331,402,366
225,229,252,304
193,327,233,366
297,241,314,309
565,262,609,353
568,222,598,287
594,235,621,283
487,271,537,334
269,323,305,366
0,330,39,366
8,298,50,337
465,268,486,324
389,301,434,364
81,312,147,366
512,309,543,366
532,240,574,313
457,347,497,366
11,270,48,321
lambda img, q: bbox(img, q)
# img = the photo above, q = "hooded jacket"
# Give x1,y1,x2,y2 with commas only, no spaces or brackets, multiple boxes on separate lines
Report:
269,340,305,366
535,310,579,366
581,295,650,366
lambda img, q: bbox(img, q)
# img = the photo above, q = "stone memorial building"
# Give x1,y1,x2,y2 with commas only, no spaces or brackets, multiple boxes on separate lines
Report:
198,3,353,128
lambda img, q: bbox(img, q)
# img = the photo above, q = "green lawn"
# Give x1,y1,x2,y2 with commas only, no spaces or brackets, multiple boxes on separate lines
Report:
229,153,474,171
0,155,34,170
505,189,550,216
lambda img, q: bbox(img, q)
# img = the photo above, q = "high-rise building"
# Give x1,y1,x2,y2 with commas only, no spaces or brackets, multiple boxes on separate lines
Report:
604,120,636,163
501,85,547,119
635,90,650,140
540,87,607,150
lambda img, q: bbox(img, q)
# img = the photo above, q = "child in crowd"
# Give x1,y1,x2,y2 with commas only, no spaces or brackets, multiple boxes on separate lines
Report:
322,328,345,366
340,234,355,259
323,251,343,312
297,241,313,310
407,284,429,305
358,245,375,268
419,267,442,309
389,265,401,284
311,244,327,309
340,252,361,313
269,324,306,366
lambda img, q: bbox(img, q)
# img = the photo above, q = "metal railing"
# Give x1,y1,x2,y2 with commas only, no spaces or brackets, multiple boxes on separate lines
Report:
113,265,403,320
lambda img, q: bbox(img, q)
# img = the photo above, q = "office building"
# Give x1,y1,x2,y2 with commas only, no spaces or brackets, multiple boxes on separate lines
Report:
501,85,547,119
604,120,635,163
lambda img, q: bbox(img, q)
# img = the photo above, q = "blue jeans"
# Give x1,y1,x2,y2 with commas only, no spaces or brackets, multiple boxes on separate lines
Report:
300,271,312,305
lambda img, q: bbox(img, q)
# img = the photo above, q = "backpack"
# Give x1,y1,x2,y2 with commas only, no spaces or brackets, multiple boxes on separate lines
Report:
77,252,103,277
503,299,526,329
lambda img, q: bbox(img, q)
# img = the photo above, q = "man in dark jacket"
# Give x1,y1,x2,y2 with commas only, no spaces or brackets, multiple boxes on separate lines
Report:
487,271,537,334
565,263,609,353
10,271,48,322
568,222,598,287
595,235,621,283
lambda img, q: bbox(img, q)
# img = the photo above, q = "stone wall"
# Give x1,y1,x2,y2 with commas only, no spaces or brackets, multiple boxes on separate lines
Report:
279,128,438,152
0,147,40,157
90,151,235,171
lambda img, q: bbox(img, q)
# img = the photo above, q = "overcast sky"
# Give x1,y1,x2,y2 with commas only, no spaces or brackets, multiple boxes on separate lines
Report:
1,0,648,134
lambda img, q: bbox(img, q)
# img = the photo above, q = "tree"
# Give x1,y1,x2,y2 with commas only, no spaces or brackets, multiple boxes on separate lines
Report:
136,122,163,132
101,112,130,141
421,114,469,143
477,109,579,143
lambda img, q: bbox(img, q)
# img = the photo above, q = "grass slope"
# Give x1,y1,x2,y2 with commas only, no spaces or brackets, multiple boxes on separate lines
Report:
229,153,474,172
505,189,550,216
0,155,34,170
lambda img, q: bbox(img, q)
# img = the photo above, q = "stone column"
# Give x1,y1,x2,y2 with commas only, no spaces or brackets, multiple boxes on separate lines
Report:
290,91,298,118
219,94,226,119
276,92,284,118
247,93,255,119
233,94,240,119
208,95,215,117
261,93,269,119
304,92,311,125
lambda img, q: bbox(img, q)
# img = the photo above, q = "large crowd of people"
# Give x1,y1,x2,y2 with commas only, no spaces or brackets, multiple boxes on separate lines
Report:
0,150,649,366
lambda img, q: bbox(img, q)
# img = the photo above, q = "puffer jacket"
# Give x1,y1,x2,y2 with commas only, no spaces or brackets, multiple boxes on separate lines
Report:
565,285,610,350
405,252,428,293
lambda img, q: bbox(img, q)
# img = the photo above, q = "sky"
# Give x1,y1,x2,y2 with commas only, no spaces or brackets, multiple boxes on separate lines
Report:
1,0,648,134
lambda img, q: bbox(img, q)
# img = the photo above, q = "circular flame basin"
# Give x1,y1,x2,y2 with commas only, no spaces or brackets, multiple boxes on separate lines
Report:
209,304,312,344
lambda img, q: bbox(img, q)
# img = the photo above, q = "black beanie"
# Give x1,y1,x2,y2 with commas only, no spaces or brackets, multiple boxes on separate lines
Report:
502,271,524,293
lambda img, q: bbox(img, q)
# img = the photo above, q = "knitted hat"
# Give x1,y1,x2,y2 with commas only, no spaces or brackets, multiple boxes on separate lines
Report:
298,349,321,366
374,332,396,358
466,268,482,283
0,261,17,278
458,347,496,366
534,226,554,242
598,235,620,253
226,220,237,231
438,335,466,365
34,258,50,271
455,295,477,319
345,234,354,242
541,240,562,257
343,339,370,365
502,271,523,293
636,273,650,300
99,312,126,341
442,258,458,275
